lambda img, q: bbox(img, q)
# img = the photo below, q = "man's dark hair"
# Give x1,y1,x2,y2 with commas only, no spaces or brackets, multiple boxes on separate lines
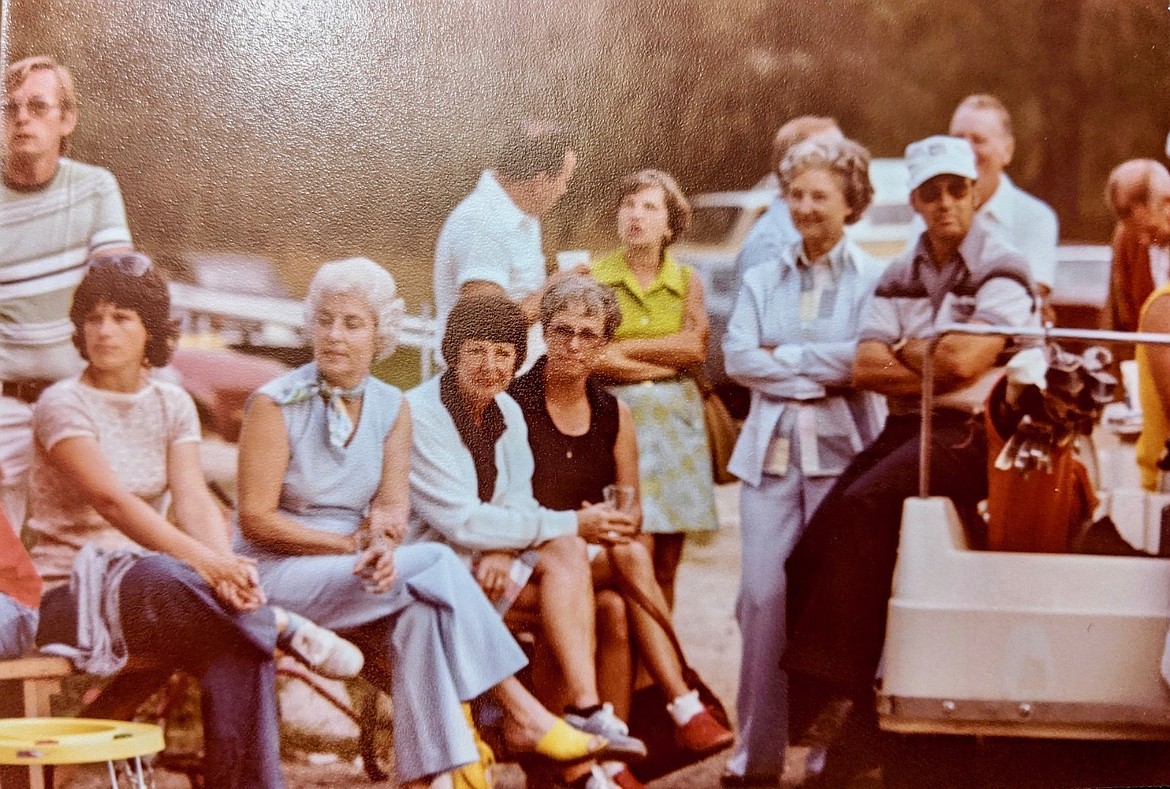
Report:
494,120,575,182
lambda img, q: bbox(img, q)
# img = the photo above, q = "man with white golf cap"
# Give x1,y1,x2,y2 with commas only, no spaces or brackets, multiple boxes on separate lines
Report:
779,135,1035,784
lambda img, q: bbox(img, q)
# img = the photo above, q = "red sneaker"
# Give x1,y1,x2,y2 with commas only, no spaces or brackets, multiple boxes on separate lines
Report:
675,708,735,754
608,764,646,789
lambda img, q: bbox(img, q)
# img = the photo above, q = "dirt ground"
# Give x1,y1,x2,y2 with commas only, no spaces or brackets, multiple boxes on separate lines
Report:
58,482,747,789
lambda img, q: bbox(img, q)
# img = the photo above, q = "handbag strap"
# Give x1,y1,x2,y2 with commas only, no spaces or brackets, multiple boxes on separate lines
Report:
606,548,696,675
683,363,715,399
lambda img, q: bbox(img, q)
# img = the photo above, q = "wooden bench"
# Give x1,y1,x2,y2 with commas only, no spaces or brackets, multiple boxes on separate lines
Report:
0,656,76,789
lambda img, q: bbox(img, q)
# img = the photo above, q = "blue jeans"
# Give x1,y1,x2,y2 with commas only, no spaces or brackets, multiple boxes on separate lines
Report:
39,555,284,789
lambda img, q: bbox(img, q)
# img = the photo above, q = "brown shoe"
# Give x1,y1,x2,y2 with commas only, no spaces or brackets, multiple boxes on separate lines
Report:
675,708,735,755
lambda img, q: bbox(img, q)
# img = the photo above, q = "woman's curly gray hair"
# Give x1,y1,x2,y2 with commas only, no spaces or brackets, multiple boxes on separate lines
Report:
540,275,622,340
778,137,874,225
304,257,405,361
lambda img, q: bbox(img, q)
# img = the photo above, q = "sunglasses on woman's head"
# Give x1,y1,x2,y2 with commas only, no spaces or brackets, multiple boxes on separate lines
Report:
89,253,152,277
915,176,972,204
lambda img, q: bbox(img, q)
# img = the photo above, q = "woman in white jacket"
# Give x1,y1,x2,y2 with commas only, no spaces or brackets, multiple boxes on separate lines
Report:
720,138,886,787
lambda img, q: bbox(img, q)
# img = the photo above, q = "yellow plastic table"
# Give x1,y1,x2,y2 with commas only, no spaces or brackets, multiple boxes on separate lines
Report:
0,718,164,788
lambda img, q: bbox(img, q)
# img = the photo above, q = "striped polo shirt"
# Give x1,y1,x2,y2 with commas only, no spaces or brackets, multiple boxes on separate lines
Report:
1,158,132,381
859,217,1036,414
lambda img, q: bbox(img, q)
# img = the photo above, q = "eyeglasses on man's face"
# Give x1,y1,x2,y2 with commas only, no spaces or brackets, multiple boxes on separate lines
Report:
915,176,972,204
3,98,60,120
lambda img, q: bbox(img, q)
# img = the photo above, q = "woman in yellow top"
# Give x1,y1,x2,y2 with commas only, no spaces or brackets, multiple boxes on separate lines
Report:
591,169,717,607
1136,282,1170,490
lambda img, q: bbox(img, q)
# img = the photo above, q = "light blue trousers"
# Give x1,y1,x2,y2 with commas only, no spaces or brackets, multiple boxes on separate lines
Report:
258,542,526,783
726,466,834,779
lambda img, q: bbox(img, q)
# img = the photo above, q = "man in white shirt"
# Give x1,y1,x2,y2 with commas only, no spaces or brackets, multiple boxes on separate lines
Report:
1,56,133,531
948,94,1059,307
434,123,579,369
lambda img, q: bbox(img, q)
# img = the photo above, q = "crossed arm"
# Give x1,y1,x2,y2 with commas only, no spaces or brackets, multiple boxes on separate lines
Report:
852,330,1006,398
592,270,710,382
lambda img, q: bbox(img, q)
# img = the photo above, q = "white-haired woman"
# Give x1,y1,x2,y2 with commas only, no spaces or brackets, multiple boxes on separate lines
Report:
236,258,614,789
720,138,886,786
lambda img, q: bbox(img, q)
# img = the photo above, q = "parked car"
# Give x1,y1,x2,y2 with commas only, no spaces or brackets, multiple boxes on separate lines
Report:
1050,243,1112,329
159,251,307,363
169,347,289,441
673,159,914,416
158,251,290,299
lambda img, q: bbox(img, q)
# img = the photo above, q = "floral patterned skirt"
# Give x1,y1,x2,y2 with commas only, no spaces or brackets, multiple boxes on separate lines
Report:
609,378,719,534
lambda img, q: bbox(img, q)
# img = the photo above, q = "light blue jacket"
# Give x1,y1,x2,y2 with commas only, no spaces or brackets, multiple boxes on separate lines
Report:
723,237,886,487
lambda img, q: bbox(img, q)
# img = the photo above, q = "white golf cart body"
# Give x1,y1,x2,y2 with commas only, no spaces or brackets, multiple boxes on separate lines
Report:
879,496,1170,741
877,325,1170,743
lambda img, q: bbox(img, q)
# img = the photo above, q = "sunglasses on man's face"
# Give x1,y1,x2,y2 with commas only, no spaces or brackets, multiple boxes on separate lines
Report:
916,177,972,204
89,253,152,277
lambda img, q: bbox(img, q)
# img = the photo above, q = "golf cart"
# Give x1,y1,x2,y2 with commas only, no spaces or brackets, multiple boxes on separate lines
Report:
877,325,1170,787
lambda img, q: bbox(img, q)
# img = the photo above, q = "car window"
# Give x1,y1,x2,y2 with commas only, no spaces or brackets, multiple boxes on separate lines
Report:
683,206,742,245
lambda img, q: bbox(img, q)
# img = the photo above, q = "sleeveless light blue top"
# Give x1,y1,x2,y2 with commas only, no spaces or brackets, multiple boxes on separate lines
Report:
234,362,403,557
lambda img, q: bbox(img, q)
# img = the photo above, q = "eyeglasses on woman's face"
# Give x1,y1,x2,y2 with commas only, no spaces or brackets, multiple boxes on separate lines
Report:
547,322,605,348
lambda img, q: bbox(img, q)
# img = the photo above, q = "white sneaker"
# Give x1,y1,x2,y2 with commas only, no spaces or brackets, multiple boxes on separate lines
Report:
583,764,620,789
564,702,647,760
286,620,364,679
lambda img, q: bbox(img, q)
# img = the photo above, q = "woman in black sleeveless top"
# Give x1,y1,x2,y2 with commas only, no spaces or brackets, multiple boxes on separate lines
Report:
509,277,733,780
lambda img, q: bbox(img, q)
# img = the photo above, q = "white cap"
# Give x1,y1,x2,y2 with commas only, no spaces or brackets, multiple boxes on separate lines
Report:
905,135,977,192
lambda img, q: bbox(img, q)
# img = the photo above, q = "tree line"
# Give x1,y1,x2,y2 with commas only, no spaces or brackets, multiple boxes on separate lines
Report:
10,0,1167,305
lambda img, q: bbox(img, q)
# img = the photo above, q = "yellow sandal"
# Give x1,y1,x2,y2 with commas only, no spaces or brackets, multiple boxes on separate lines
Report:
533,718,608,763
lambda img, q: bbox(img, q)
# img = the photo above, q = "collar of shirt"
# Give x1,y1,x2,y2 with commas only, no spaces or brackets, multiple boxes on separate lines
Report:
910,231,972,313
793,237,848,283
478,170,539,234
439,369,506,502
978,173,1016,227
592,250,688,301
910,216,1002,279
